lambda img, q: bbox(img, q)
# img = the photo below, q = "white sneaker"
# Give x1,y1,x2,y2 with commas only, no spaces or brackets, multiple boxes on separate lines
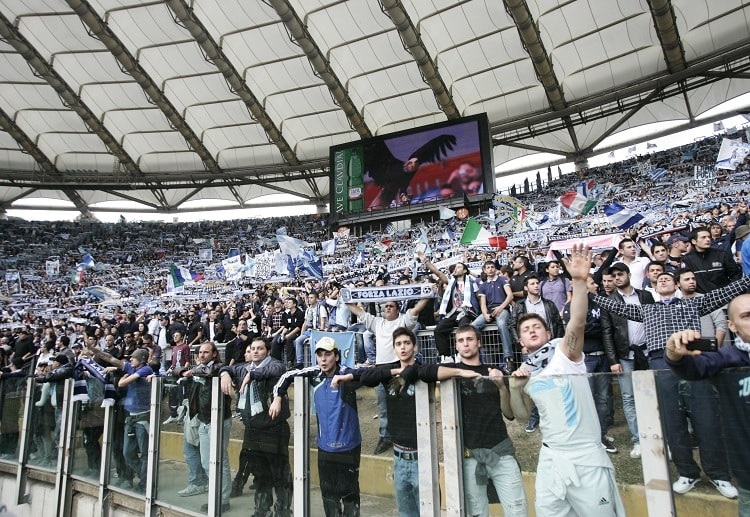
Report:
710,479,738,499
162,415,178,425
440,355,454,364
178,484,208,497
672,476,700,494
629,444,641,459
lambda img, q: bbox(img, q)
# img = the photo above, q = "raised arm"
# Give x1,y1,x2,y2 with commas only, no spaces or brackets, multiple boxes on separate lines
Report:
407,297,431,317
559,244,592,362
417,250,448,284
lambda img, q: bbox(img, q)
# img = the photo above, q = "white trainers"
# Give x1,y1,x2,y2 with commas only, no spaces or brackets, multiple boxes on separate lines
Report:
710,479,738,499
672,476,700,494
178,484,208,497
162,415,179,425
629,444,641,459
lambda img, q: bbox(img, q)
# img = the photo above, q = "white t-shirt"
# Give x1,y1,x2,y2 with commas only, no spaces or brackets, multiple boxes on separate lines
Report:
525,340,601,450
359,311,417,364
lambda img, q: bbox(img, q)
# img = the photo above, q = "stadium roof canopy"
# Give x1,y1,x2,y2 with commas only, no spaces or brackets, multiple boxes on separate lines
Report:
0,0,749,218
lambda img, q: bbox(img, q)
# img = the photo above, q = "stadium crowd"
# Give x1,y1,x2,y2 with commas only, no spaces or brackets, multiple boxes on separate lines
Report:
1,130,750,515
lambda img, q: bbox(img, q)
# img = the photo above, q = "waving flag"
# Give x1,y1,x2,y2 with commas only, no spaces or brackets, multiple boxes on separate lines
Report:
276,234,310,257
559,191,597,215
170,264,203,287
603,202,645,229
460,218,505,248
80,254,95,269
439,206,456,220
576,179,595,198
321,238,337,255
298,249,323,279
648,167,668,181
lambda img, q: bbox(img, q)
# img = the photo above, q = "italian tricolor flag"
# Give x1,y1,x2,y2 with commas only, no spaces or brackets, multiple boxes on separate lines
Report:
460,218,506,248
559,191,597,215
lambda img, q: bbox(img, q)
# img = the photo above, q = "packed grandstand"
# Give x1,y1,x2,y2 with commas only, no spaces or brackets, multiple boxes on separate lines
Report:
0,130,747,329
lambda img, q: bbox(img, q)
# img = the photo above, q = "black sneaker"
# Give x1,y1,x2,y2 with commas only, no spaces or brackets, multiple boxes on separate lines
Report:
373,438,393,455
201,502,230,512
602,438,618,454
525,420,538,433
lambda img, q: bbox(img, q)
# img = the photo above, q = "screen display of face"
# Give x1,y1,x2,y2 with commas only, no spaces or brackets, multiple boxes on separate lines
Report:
330,114,494,221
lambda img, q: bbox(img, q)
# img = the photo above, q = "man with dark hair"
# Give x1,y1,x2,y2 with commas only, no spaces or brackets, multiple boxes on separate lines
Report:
680,226,742,293
594,269,750,496
510,245,625,516
270,337,361,517
615,238,650,289
272,298,305,367
509,255,533,302
642,260,666,299
508,274,565,351
472,260,515,369
347,293,430,455
419,250,479,362
333,327,422,516
220,338,291,513
540,259,571,314
599,261,654,458
507,272,565,433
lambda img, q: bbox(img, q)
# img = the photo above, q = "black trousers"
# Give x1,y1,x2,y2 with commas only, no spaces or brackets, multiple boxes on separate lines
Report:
318,446,361,517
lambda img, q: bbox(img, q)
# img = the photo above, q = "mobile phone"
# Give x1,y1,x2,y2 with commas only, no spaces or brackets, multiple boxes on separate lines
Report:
685,337,718,352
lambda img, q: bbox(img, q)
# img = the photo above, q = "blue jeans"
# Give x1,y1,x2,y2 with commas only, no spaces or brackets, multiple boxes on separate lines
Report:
348,324,375,363
462,450,527,517
294,330,312,364
393,451,419,517
616,359,639,443
123,415,149,487
471,309,513,359
183,432,208,487
375,384,390,441
584,354,612,436
199,419,232,504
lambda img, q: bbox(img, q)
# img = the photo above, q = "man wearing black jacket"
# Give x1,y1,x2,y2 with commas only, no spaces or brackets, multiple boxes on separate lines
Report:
599,262,654,459
220,338,291,514
174,342,232,512
680,226,741,293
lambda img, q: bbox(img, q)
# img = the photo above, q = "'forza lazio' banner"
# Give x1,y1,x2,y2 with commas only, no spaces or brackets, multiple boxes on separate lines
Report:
340,283,435,304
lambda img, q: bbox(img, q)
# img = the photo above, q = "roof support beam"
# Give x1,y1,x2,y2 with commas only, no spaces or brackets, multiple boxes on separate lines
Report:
99,189,161,210
492,43,750,142
61,188,97,220
165,0,300,165
67,0,223,175
503,0,580,154
0,106,98,218
0,11,143,179
647,0,687,74
268,0,371,138
379,0,460,119
504,0,565,111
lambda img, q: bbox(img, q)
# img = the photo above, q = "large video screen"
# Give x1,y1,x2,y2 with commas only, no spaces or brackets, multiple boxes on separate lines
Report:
329,113,495,221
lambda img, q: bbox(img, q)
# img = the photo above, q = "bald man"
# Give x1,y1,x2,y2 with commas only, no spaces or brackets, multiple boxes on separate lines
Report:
666,293,750,503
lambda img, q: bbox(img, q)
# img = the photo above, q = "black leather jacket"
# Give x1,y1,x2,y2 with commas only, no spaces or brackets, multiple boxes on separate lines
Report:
508,297,565,347
600,289,655,366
